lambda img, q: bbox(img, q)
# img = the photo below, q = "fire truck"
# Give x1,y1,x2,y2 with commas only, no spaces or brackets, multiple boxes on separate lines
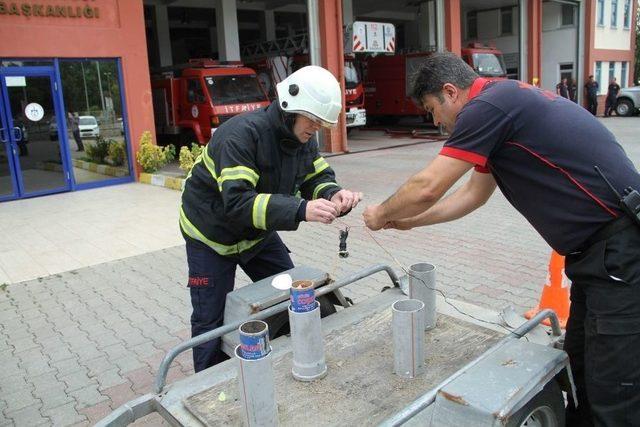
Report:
151,59,270,145
241,35,367,131
364,44,507,123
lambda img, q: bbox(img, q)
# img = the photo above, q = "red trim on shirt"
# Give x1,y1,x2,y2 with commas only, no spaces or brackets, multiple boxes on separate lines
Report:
505,141,619,218
474,165,490,174
468,78,490,100
440,147,488,167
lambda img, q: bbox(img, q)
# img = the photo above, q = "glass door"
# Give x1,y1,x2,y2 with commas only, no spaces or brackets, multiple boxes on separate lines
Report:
0,68,70,201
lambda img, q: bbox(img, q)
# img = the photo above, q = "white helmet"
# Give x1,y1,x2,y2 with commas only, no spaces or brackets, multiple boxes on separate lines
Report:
276,65,342,127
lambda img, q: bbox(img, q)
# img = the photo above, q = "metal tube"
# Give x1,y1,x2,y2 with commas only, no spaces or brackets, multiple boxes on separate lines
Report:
408,263,436,330
236,346,278,427
155,264,399,393
392,299,425,379
379,309,562,427
289,303,327,381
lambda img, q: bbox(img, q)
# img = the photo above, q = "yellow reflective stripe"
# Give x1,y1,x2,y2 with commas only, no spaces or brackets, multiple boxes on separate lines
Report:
218,166,259,189
312,182,339,199
179,206,263,255
252,194,271,230
202,148,218,180
303,157,330,182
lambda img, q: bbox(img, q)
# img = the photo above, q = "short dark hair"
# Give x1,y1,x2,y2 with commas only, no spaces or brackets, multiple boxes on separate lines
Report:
409,51,479,103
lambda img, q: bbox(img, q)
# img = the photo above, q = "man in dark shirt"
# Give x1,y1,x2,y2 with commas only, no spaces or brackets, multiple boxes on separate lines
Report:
604,77,621,117
363,52,640,426
584,75,599,115
556,78,569,99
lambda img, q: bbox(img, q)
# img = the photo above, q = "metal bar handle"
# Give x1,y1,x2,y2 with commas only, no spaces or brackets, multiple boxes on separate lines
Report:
154,264,400,394
12,127,23,142
379,309,562,427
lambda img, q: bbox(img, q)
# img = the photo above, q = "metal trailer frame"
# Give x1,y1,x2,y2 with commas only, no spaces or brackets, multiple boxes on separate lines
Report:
96,264,568,427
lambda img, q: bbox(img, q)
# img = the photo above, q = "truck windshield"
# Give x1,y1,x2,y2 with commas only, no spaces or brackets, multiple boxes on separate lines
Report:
205,75,266,105
345,60,360,89
472,53,507,77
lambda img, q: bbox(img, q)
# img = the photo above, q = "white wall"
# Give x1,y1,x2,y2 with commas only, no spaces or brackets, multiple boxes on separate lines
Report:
541,2,578,91
461,6,519,69
594,0,632,50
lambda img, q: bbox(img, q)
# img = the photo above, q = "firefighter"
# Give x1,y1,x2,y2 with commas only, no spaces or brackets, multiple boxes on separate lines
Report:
363,52,640,426
180,65,362,372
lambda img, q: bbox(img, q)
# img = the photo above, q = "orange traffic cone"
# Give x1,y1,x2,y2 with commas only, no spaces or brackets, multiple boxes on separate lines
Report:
524,250,571,328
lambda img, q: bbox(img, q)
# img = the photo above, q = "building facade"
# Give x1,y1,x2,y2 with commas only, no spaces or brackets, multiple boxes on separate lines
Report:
0,0,637,201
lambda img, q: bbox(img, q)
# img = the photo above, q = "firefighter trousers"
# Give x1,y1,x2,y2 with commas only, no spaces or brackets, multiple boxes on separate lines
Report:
185,234,294,373
565,217,640,427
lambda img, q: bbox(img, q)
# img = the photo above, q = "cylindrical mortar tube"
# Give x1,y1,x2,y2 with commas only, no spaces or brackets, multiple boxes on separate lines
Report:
239,320,270,360
408,262,437,330
235,345,278,427
290,280,316,313
392,299,425,379
288,302,327,381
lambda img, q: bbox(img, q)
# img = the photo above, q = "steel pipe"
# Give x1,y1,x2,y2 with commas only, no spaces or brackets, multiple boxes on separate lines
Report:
379,309,562,427
289,303,327,381
236,346,278,427
408,263,436,330
392,299,425,379
155,264,400,394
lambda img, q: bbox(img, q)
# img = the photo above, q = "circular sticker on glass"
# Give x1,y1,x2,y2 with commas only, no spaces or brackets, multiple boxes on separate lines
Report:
191,105,199,118
24,103,44,122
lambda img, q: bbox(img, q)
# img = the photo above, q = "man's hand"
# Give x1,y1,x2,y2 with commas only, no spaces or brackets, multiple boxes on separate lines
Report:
306,199,340,224
330,189,363,214
363,204,387,231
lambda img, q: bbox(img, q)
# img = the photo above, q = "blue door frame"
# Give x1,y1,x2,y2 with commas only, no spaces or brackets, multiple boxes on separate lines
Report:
0,66,71,201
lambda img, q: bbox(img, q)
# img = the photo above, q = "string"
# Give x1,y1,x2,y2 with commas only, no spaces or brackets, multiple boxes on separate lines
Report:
332,218,525,338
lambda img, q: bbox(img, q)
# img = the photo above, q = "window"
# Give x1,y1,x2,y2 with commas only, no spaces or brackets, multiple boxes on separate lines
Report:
597,0,605,25
621,62,628,87
608,62,616,81
561,4,575,26
467,11,477,39
595,61,602,93
560,63,574,82
611,0,618,27
500,7,513,35
59,59,131,185
187,79,206,103
623,0,631,28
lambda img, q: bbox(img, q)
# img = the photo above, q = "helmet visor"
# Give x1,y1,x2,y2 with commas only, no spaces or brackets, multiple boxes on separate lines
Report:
293,110,338,129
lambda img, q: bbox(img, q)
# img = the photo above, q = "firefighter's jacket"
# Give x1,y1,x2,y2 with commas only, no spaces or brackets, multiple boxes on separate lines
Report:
180,102,342,262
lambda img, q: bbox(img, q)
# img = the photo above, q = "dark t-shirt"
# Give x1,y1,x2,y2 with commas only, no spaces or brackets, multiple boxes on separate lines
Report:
607,83,621,99
556,83,569,99
440,78,640,254
585,81,599,98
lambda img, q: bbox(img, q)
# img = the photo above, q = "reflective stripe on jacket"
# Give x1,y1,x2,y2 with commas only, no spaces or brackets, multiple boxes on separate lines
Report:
180,102,341,261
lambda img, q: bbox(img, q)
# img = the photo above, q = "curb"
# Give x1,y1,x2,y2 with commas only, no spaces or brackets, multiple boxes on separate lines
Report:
139,172,185,191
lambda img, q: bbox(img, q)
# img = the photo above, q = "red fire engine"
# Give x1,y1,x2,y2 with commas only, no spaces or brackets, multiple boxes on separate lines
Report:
242,34,367,131
151,58,270,145
364,44,507,122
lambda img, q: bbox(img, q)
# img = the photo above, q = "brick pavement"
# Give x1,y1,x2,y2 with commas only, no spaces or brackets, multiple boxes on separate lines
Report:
0,117,637,425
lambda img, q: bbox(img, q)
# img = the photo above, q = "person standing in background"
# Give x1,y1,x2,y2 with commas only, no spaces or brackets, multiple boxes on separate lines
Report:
584,75,599,116
556,78,569,99
68,112,84,152
604,77,620,117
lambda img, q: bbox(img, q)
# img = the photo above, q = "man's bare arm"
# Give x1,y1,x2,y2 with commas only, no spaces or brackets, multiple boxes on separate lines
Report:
379,155,475,222
387,170,496,230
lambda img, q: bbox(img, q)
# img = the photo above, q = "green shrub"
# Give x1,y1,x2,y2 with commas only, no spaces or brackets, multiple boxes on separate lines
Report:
86,137,111,164
136,131,175,173
179,143,204,175
108,141,127,167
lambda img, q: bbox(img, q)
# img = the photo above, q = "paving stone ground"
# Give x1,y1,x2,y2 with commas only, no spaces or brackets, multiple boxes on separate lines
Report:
0,117,638,426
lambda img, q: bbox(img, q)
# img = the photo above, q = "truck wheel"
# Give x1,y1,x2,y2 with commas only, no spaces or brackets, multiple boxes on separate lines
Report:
265,294,337,339
507,380,564,427
615,99,634,117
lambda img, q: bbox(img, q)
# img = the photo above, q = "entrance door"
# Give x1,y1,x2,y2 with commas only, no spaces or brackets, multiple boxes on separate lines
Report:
0,68,70,201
